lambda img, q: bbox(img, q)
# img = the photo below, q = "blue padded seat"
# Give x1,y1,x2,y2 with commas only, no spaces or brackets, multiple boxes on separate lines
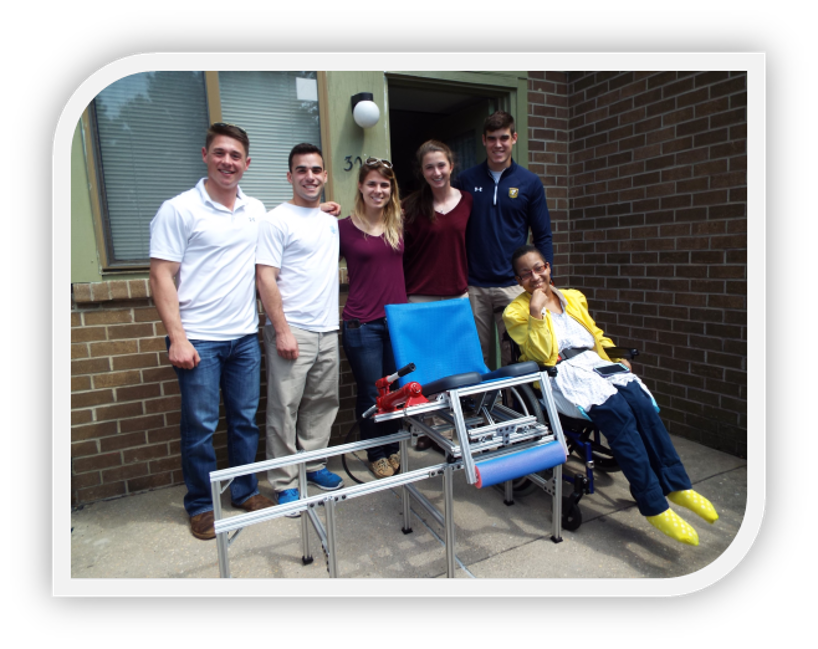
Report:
385,301,539,394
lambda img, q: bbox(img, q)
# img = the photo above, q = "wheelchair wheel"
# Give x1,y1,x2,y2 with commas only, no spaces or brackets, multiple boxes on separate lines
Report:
500,384,543,422
499,384,545,496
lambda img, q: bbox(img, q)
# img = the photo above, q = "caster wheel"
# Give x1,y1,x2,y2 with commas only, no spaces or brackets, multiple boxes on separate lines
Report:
562,497,582,531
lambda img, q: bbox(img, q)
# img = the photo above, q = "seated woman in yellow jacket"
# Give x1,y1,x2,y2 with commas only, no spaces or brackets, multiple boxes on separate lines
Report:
503,244,717,546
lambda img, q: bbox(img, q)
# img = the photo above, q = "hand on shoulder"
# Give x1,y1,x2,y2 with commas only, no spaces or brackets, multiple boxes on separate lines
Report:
320,202,342,217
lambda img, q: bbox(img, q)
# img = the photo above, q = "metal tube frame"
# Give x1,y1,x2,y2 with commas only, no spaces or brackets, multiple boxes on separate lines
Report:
210,370,568,577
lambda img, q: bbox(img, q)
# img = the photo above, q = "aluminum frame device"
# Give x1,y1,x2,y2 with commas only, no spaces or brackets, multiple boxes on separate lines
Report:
209,298,570,578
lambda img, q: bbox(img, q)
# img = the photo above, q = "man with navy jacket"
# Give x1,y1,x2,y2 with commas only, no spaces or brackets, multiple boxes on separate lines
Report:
456,110,554,368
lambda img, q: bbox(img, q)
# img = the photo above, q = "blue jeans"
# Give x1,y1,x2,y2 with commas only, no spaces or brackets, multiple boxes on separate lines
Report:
588,382,691,516
342,319,400,462
169,333,262,516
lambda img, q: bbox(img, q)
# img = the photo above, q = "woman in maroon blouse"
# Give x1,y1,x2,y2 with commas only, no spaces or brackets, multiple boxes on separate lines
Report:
402,140,473,303
401,141,472,451
339,158,407,479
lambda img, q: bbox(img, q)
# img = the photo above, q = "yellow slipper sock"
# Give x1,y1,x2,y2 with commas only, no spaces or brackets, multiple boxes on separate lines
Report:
646,509,699,546
668,489,719,524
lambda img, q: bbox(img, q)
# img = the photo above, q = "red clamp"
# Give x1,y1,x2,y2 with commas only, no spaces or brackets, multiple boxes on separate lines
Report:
375,381,428,413
365,363,429,415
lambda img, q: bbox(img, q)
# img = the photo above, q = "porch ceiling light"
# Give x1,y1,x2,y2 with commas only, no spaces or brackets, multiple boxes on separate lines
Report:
351,92,380,128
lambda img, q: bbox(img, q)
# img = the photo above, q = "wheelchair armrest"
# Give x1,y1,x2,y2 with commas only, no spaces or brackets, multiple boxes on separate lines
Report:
603,346,639,360
537,363,558,377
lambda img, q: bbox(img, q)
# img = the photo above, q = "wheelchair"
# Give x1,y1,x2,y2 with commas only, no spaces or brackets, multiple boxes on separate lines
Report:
499,328,639,531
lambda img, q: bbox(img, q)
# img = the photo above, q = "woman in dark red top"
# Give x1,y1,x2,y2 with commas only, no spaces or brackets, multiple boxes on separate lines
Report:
402,140,472,302
339,158,407,479
401,140,472,451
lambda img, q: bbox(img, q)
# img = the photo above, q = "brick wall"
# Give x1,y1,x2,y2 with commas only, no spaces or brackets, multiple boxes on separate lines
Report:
527,72,571,276
528,71,747,456
70,277,356,507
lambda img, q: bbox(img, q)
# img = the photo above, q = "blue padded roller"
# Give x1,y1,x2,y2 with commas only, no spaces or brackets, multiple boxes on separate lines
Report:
474,442,567,489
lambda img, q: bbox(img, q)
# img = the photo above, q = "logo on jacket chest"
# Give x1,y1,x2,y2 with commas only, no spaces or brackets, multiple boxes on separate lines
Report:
508,188,519,198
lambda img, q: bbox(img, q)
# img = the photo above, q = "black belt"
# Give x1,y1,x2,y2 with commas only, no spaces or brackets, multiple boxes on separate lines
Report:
558,347,590,363
344,316,386,329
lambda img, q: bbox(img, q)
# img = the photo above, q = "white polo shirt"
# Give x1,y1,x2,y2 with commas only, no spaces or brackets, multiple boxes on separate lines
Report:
256,202,339,333
149,178,266,340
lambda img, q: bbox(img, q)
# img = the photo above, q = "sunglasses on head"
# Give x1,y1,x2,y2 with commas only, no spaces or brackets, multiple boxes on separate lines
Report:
364,157,393,169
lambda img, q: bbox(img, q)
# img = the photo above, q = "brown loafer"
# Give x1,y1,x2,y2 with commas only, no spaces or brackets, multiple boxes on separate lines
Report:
232,494,276,512
190,511,215,540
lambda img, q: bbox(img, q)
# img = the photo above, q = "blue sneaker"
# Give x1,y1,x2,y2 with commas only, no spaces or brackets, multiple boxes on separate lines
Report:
275,488,301,518
306,468,344,491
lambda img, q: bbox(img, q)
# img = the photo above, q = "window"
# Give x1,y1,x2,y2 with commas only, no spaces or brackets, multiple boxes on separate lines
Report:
87,71,322,268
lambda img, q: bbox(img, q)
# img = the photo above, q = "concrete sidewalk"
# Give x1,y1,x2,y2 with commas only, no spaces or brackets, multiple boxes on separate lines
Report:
70,434,746,580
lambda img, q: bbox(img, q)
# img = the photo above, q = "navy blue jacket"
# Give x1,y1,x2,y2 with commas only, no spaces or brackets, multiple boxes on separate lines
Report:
456,158,553,287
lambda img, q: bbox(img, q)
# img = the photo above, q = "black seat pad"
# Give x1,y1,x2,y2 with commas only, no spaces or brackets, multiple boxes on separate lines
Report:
421,372,483,397
480,361,540,382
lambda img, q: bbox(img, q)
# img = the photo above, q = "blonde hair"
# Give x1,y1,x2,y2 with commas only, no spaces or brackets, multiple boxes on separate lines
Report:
353,163,403,251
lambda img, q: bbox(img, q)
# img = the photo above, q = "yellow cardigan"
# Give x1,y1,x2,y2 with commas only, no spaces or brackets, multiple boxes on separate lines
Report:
502,288,616,366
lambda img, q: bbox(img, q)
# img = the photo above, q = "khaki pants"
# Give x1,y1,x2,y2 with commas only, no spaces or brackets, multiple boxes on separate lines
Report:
468,285,525,369
263,325,339,492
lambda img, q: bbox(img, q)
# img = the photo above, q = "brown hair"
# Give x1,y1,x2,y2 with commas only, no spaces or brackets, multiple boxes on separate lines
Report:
483,110,516,135
402,140,455,225
288,143,324,171
205,122,250,157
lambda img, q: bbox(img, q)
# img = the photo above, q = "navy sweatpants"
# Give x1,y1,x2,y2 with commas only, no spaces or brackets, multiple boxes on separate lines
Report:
588,382,691,516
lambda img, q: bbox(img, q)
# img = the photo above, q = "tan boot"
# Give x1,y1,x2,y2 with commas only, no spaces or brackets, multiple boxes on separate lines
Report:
370,457,394,479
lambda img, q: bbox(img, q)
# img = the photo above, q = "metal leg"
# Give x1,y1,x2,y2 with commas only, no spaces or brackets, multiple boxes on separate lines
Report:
504,480,514,506
298,463,313,565
443,465,456,578
552,464,563,543
212,479,231,578
400,437,413,534
325,498,338,578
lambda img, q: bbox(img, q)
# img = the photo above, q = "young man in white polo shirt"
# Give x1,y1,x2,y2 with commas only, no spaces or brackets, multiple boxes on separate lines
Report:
256,143,344,511
149,123,275,540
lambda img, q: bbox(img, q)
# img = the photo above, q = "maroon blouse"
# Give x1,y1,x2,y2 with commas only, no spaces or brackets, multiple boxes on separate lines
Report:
339,216,407,323
403,190,472,296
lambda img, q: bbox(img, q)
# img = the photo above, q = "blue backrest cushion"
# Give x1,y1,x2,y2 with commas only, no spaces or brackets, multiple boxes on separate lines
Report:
385,300,490,387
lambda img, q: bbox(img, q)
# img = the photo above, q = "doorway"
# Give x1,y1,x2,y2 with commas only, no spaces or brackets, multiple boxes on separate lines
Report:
386,78,506,198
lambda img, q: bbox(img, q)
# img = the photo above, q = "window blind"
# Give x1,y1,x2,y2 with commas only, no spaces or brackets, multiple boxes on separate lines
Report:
218,71,322,212
93,71,209,264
